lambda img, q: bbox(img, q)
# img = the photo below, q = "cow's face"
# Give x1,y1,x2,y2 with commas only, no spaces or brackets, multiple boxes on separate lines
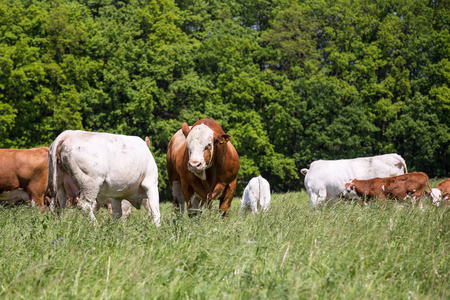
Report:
182,122,232,180
184,124,215,174
343,181,359,198
427,188,442,206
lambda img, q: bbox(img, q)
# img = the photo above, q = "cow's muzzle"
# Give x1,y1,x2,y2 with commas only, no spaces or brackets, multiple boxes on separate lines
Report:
188,161,204,171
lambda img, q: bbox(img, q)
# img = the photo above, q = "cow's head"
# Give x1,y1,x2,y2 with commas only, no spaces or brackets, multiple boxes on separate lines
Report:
343,180,359,199
426,188,443,206
182,122,231,180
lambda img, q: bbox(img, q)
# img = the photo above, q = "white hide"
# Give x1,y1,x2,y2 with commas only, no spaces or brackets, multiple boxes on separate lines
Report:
185,124,214,180
49,130,160,226
241,176,271,213
429,188,443,206
302,154,407,208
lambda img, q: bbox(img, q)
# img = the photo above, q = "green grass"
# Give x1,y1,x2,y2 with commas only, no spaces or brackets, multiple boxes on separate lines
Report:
0,191,448,299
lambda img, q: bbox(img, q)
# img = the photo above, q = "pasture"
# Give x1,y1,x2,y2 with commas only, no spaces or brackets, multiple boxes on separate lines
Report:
0,189,448,299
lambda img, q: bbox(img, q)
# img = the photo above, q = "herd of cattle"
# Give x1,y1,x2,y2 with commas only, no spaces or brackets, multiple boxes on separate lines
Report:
0,118,448,226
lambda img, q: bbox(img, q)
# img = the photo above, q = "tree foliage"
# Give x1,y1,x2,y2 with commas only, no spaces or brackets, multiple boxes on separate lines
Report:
0,0,448,198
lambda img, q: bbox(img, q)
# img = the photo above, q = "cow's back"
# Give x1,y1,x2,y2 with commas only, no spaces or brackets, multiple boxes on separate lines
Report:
58,131,154,199
437,178,450,193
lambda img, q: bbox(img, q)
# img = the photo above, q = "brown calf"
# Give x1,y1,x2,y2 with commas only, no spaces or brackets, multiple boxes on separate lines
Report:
344,172,432,205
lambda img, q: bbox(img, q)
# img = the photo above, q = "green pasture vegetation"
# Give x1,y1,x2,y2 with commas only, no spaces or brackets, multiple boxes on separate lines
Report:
0,190,448,299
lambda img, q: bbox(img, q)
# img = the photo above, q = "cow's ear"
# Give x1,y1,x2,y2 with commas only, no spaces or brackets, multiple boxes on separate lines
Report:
182,123,190,137
218,134,231,144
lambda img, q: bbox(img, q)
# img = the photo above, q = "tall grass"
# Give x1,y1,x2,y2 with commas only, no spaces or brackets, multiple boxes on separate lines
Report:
0,191,448,299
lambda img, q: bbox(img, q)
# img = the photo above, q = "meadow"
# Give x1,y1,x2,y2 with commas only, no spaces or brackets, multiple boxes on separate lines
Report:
0,187,448,299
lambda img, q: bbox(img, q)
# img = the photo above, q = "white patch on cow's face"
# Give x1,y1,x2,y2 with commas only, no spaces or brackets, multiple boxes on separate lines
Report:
430,188,442,206
343,181,359,199
185,124,214,176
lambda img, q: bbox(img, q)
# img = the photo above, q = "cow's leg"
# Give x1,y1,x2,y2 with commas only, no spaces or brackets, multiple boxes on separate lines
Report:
58,186,69,210
219,195,233,215
25,180,47,210
219,181,237,216
250,194,258,214
310,189,326,208
110,199,123,220
122,200,132,219
187,194,202,217
411,190,425,209
171,181,185,213
261,195,270,212
77,189,98,224
51,171,69,210
27,190,45,210
141,178,161,226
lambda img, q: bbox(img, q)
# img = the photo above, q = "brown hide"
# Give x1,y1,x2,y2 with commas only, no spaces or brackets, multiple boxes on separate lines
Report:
346,172,432,203
0,147,49,209
436,179,450,197
431,178,450,205
166,118,240,213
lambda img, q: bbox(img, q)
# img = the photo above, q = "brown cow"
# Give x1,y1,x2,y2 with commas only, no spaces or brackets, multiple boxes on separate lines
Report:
425,178,450,206
166,118,240,214
344,172,433,207
0,147,49,209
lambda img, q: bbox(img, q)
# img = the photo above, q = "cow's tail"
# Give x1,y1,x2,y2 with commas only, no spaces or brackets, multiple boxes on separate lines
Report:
422,173,435,206
397,155,408,174
48,132,67,211
258,175,262,203
145,136,150,148
401,159,408,174
301,168,308,176
425,175,433,195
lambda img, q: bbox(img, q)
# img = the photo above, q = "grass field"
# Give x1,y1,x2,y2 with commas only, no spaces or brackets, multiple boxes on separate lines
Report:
0,187,448,299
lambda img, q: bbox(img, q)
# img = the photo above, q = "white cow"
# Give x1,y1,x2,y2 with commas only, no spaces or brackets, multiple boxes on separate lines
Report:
48,130,160,226
301,154,407,208
241,176,271,214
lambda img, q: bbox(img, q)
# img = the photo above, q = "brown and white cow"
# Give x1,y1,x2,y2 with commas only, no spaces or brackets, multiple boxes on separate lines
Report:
0,147,49,209
166,118,240,214
343,172,432,206
426,178,450,206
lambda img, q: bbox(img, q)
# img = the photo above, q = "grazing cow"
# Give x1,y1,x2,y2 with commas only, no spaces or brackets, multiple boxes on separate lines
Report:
0,147,49,209
166,118,240,214
48,130,160,226
343,172,432,206
301,154,407,208
241,176,271,214
426,178,450,206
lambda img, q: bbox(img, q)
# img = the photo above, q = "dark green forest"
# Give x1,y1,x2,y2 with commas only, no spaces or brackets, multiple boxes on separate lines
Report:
1,0,449,198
